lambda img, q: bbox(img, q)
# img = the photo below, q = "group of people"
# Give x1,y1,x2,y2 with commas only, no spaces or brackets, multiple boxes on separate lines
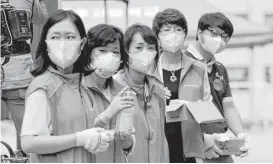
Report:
2,2,249,163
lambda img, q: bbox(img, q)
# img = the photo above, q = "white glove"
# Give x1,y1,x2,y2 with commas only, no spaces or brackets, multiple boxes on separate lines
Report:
98,86,135,124
76,127,104,147
204,134,223,159
84,130,115,154
236,133,249,158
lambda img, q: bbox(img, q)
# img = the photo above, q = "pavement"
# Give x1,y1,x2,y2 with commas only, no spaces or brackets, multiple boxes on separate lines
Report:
1,119,273,163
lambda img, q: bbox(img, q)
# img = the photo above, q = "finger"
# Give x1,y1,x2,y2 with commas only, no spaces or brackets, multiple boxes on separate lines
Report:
120,95,134,102
205,153,213,160
164,96,170,100
240,152,248,158
211,152,219,158
93,127,105,132
214,145,223,156
240,146,249,152
118,86,130,96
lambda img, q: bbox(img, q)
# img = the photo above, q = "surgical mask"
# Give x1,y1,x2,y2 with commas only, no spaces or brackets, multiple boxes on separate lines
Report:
91,52,121,79
159,33,184,53
46,40,82,69
129,50,156,74
200,34,222,55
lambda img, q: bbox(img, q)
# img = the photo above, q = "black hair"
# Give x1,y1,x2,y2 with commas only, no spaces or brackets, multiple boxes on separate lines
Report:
152,8,188,36
31,9,87,76
196,12,234,40
83,24,124,89
123,23,160,71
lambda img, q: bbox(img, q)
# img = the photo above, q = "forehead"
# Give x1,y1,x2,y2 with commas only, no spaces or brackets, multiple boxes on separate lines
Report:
131,33,145,44
208,26,226,34
47,19,79,35
161,23,182,29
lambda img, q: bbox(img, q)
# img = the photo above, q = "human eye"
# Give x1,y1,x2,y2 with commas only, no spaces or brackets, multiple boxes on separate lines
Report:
113,50,120,55
148,45,155,51
67,34,76,40
50,35,60,40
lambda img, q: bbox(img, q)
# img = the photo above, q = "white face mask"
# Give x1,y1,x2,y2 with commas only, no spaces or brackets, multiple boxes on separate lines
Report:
200,34,222,55
129,50,156,74
46,40,82,69
159,33,184,53
91,52,121,79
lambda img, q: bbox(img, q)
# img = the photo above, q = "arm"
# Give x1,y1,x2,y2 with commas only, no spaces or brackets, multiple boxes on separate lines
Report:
21,89,77,154
222,67,245,135
223,99,244,135
22,134,77,154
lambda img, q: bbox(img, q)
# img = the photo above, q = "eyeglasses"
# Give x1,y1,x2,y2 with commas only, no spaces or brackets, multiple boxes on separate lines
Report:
205,29,230,42
159,27,186,35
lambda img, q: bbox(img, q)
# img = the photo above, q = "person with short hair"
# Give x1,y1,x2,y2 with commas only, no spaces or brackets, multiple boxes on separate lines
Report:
185,12,249,163
152,8,213,163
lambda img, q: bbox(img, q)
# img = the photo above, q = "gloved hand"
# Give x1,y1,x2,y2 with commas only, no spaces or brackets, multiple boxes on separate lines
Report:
204,134,223,159
236,133,249,158
76,128,105,147
98,86,136,124
84,130,114,154
164,87,171,100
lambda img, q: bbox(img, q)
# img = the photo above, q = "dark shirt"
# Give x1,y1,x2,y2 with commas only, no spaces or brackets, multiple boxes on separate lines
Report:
163,69,196,163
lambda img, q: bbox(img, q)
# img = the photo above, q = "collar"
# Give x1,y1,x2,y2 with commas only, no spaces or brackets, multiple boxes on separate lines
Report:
47,66,80,86
187,45,216,73
157,50,195,82
82,73,123,98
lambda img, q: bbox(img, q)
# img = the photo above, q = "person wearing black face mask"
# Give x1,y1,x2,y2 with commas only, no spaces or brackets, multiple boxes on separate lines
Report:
185,12,249,163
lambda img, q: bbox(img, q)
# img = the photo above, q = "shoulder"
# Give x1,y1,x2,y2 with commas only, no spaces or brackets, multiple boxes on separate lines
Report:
147,75,165,100
26,71,62,98
215,61,228,75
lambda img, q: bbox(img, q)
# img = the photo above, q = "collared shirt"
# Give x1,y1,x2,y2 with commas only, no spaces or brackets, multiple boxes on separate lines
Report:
185,45,233,133
187,45,216,73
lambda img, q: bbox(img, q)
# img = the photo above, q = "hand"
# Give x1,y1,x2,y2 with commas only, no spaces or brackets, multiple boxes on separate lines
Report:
76,127,105,147
107,86,136,117
204,134,223,159
164,87,171,100
236,133,249,158
84,130,114,154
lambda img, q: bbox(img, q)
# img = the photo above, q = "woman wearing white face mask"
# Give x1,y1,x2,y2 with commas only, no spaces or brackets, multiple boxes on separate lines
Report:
20,10,112,163
152,8,212,163
114,24,169,163
82,24,136,163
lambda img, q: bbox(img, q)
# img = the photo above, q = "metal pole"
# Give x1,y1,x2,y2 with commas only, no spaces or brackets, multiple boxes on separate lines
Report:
125,0,128,28
104,0,108,24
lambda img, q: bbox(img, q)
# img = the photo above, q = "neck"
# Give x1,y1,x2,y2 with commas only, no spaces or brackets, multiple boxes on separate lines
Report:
162,50,182,64
57,65,73,74
91,73,107,90
194,42,213,63
128,67,145,85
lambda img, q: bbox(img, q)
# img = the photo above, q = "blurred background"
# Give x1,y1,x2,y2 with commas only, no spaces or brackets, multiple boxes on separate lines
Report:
1,0,273,162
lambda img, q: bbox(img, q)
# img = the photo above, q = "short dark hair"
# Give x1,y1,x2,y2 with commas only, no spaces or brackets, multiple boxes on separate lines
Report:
196,12,234,40
123,23,160,71
152,8,188,36
31,9,87,77
83,24,124,88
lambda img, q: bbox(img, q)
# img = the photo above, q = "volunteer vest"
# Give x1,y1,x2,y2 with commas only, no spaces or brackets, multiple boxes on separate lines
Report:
25,67,95,163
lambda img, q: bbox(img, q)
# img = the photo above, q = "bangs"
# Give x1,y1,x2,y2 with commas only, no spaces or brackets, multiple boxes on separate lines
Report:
95,29,120,46
135,26,158,45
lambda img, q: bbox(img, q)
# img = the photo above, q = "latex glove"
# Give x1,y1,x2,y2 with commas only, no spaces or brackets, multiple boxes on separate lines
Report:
204,134,223,159
164,87,171,100
236,133,249,158
76,127,105,147
84,130,114,154
98,86,136,124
